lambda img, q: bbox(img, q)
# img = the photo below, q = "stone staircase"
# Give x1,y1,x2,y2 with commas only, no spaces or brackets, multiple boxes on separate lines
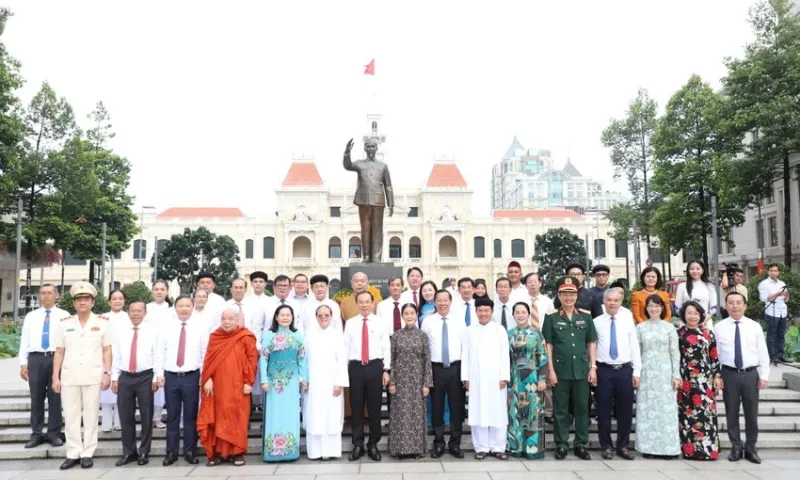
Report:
1,376,800,460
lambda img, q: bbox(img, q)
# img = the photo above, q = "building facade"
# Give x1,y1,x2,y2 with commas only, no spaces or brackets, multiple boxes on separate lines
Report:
491,136,623,212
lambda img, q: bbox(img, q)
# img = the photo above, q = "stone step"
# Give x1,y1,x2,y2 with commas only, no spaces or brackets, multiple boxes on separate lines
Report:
1,414,797,444
1,431,799,460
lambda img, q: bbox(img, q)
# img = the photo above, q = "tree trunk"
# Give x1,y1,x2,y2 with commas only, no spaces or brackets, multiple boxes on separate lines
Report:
783,151,792,269
698,184,709,267
60,256,65,294
88,260,95,285
640,120,652,249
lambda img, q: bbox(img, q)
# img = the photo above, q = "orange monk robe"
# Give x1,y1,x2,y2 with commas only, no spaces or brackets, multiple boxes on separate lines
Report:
197,326,258,459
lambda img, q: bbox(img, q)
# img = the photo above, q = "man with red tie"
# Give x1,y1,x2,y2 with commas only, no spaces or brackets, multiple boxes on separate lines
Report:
344,291,391,462
111,300,159,466
377,277,405,421
400,267,424,310
154,295,209,466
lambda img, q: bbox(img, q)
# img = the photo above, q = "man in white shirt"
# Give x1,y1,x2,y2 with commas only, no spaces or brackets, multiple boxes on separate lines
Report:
197,272,226,328
421,289,467,459
506,261,529,304
462,297,511,459
290,273,311,307
399,267,424,310
243,271,271,333
343,291,391,462
593,289,640,461
19,283,69,449
445,276,458,297
758,263,789,364
492,277,513,330
224,278,261,342
451,277,476,327
524,273,554,331
155,295,209,466
716,292,770,464
377,276,405,336
301,275,342,333
263,274,300,334
111,300,159,466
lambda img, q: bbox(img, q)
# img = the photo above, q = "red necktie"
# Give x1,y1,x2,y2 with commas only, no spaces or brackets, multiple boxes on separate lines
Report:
176,322,186,368
393,302,401,331
412,290,419,309
361,317,369,363
129,326,138,373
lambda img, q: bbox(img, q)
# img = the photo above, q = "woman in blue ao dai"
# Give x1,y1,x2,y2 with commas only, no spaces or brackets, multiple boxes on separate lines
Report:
260,305,308,462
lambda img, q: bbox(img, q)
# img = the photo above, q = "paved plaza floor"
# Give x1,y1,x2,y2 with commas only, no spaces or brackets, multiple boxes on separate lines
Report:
0,452,799,480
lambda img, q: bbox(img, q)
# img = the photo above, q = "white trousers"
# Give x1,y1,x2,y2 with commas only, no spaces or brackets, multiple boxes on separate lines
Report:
471,426,507,453
62,384,100,459
307,434,342,459
100,403,120,431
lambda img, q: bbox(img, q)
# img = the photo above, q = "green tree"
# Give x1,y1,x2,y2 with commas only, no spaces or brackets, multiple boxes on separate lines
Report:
120,281,153,308
532,228,588,297
601,88,659,248
86,101,115,152
0,38,25,244
651,74,764,266
723,0,800,268
153,227,240,296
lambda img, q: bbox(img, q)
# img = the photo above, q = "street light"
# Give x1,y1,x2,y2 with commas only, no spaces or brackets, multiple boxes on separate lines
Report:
12,198,23,323
137,206,156,281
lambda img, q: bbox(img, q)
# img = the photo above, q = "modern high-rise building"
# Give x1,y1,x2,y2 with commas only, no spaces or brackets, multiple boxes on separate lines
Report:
491,136,623,212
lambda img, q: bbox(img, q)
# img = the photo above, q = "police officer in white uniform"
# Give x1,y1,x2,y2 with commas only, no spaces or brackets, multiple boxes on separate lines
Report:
52,282,113,470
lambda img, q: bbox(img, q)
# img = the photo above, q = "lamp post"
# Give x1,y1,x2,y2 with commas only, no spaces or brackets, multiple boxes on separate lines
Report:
12,198,23,323
137,206,156,281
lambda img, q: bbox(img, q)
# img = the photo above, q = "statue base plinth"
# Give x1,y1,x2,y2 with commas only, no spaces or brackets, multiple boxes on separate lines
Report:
341,262,403,300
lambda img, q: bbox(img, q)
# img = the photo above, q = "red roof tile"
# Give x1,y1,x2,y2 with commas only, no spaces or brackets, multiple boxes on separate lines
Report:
282,161,324,187
492,209,581,219
157,208,245,218
426,163,467,188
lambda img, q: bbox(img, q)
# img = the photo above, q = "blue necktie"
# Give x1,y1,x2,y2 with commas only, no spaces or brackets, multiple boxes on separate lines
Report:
734,321,743,369
609,316,618,360
441,317,450,366
41,310,51,350
464,303,471,326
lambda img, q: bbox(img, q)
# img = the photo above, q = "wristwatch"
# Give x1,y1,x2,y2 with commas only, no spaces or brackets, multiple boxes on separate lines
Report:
103,371,111,375
590,364,597,370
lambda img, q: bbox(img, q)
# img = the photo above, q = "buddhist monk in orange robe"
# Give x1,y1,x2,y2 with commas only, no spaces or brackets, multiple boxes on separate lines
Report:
198,308,258,466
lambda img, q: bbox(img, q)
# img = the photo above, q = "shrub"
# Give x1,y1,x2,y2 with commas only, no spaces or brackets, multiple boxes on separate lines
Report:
57,293,111,315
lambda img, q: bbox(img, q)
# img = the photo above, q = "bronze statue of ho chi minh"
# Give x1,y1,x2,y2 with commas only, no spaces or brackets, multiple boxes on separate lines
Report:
342,137,394,263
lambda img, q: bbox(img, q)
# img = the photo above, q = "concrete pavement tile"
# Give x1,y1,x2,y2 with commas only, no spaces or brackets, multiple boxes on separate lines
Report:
0,472,24,480
10,470,112,480
661,471,760,480
576,472,672,480
524,459,611,471
273,463,359,475
239,476,314,480
490,473,581,480
316,475,402,480
746,472,800,480
130,477,221,480
686,460,778,470
188,464,277,476
601,459,695,470
441,459,527,472
359,462,443,473
403,474,491,480
763,460,800,470
99,467,197,479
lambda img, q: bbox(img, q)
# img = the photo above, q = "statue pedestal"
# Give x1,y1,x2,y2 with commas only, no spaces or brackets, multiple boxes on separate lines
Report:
341,262,403,300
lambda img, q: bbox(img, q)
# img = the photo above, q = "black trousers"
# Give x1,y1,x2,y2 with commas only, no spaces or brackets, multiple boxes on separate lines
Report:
721,367,760,450
28,353,62,438
431,361,464,449
349,360,383,447
595,364,634,450
165,370,199,455
117,370,154,456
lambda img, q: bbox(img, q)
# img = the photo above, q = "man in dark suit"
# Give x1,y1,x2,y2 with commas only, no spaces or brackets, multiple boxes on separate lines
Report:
343,137,394,263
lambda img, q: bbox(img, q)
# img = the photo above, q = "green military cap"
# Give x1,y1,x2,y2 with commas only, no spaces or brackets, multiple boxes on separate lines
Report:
556,276,580,293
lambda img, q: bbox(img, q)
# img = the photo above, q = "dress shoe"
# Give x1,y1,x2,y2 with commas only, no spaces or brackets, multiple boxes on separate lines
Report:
617,449,635,460
555,447,568,460
137,454,150,466
162,452,178,466
60,458,80,470
745,450,762,464
80,458,93,469
367,445,382,461
430,447,444,459
728,448,743,462
777,355,787,363
348,445,365,461
115,454,137,467
544,417,553,424
448,447,464,459
184,454,199,465
47,436,63,447
574,447,591,460
25,436,45,449
601,449,614,460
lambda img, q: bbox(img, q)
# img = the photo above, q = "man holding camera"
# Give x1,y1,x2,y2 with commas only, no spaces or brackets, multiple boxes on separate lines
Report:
758,264,788,365
721,264,748,300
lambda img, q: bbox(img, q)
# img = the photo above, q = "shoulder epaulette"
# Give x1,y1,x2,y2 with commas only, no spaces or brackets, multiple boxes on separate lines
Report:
577,309,591,315
547,309,559,315
98,315,109,320
62,315,75,322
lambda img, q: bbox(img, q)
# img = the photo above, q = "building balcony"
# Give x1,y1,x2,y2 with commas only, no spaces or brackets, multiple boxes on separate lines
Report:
409,257,422,264
290,257,314,267
437,255,459,264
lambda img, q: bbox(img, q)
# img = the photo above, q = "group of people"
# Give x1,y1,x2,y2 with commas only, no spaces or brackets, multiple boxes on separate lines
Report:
17,259,774,469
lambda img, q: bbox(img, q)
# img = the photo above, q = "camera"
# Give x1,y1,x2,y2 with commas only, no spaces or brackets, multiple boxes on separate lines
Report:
721,262,740,289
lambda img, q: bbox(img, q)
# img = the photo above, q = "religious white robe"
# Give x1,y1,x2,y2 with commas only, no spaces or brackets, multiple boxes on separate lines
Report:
300,297,342,334
302,323,349,458
243,292,271,335
145,301,172,416
462,320,511,427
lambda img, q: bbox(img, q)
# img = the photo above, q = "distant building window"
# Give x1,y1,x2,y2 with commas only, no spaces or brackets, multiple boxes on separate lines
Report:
769,216,778,247
493,239,502,258
349,236,362,259
245,239,254,259
614,239,627,258
389,244,402,259
330,207,341,218
511,239,525,258
329,237,342,259
473,236,485,258
157,239,168,253
593,239,606,259
132,240,147,262
63,250,86,266
408,207,419,218
263,236,275,259
409,236,422,259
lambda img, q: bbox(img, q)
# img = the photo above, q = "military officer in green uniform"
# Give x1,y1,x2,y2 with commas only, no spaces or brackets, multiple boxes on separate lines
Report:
542,276,598,460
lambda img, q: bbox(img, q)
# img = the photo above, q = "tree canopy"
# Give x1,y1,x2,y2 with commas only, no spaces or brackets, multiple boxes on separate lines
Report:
532,228,588,297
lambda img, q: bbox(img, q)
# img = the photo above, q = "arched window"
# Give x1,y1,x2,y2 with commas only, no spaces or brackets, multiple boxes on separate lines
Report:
349,236,362,259
511,239,525,258
493,239,502,258
133,240,147,262
328,236,342,259
263,236,275,259
292,236,312,258
157,239,168,253
438,236,457,258
473,236,485,258
409,237,421,259
245,239,254,259
389,236,402,259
